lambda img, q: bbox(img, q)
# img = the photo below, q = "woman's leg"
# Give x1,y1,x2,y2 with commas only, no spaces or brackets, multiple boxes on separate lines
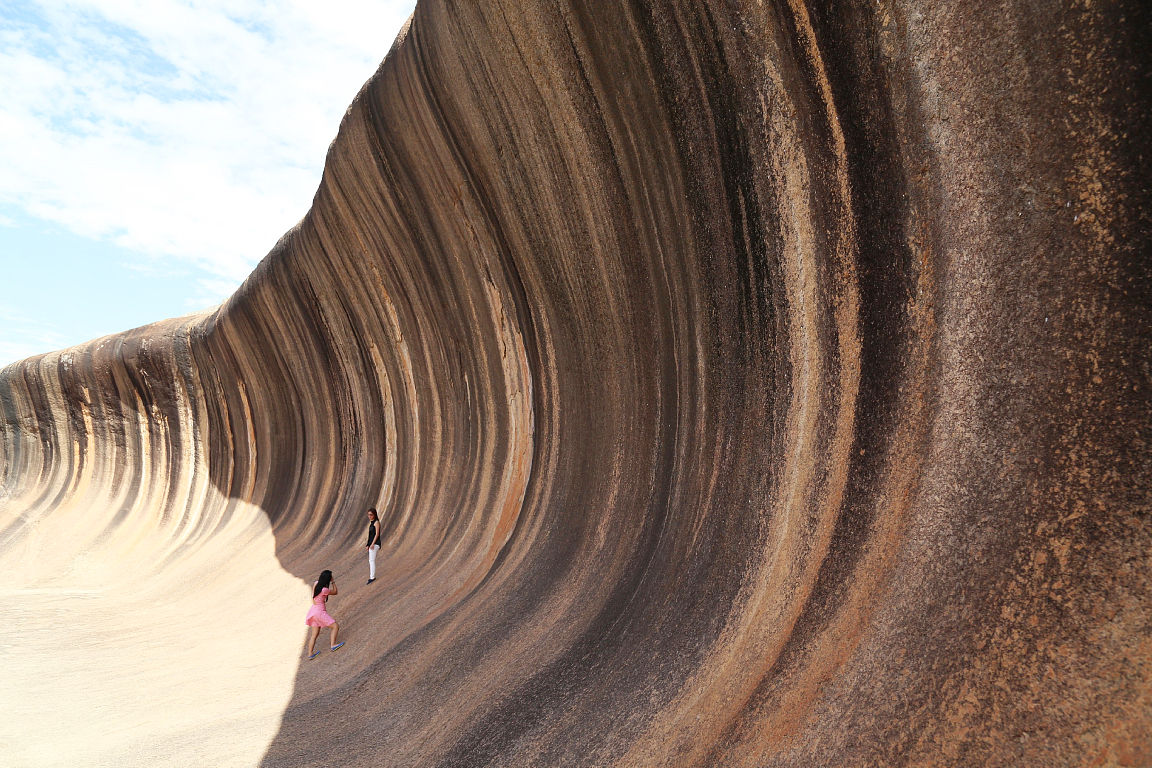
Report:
307,625,320,655
329,622,340,646
368,545,378,580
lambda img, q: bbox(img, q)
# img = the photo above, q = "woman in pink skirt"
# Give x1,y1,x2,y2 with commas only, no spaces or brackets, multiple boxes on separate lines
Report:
305,570,345,659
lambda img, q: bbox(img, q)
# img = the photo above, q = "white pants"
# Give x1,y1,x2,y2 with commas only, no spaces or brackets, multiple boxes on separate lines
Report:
368,544,380,579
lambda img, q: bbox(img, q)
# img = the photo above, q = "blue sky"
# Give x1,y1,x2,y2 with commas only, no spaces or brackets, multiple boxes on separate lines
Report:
0,0,415,367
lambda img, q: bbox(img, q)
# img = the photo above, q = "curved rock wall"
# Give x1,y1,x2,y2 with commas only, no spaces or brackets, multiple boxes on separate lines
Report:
2,0,1149,766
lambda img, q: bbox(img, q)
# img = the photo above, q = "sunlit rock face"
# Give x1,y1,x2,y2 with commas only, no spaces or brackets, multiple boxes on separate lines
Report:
2,1,1148,766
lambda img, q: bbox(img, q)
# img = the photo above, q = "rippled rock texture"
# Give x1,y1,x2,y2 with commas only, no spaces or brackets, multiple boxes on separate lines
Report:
2,1,1150,766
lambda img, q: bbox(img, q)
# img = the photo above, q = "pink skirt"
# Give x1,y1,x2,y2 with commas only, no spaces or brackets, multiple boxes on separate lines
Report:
305,605,335,627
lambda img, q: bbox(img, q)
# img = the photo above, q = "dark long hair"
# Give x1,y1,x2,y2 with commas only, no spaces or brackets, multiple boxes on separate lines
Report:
313,570,333,598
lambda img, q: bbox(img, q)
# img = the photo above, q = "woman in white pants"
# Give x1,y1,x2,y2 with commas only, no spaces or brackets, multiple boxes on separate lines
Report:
366,508,381,584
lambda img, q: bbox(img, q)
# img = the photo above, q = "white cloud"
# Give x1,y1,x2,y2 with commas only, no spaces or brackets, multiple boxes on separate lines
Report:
0,303,67,365
0,0,415,283
187,275,241,307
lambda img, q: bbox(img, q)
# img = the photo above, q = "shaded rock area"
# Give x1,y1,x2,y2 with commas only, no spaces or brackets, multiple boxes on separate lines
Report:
1,0,1149,766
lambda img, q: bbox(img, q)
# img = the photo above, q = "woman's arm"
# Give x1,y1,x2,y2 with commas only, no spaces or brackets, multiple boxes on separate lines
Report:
329,581,338,596
372,521,381,547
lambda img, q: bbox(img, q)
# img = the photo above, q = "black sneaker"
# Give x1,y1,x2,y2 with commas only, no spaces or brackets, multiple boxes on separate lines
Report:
367,579,375,585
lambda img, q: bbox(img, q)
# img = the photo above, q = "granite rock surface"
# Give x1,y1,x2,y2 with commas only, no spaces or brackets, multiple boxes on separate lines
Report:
1,1,1149,766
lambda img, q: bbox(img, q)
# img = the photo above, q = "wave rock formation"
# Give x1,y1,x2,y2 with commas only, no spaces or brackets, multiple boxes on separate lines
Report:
2,1,1149,766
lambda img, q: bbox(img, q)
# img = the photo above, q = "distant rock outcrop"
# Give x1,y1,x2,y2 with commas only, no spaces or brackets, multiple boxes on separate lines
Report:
2,1,1149,766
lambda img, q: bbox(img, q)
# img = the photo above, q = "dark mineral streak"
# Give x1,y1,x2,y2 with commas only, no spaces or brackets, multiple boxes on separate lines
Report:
2,0,1149,766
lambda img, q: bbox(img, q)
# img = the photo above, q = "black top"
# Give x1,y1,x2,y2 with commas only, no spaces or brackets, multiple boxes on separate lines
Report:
367,520,380,547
